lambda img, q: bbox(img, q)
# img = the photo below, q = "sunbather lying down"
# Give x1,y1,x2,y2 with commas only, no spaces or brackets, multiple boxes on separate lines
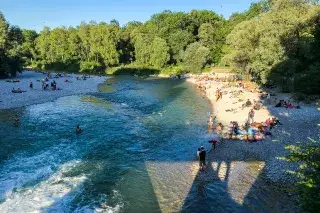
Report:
12,88,26,93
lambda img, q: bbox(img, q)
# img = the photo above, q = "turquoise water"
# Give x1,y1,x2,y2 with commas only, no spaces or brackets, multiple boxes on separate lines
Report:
0,76,218,212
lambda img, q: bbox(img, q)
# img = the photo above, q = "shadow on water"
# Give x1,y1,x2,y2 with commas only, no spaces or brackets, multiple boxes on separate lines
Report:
40,145,296,213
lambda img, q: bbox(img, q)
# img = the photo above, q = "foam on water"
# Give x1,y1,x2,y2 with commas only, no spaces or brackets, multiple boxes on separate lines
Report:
0,160,86,213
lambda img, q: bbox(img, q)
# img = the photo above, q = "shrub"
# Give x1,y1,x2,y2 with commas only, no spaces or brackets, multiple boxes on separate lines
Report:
80,61,103,73
282,138,320,213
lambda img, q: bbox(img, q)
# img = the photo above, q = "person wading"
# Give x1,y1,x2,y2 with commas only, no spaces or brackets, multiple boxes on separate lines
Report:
199,147,206,172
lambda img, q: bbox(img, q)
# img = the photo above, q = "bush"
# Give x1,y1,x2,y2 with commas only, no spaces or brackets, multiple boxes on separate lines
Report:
283,138,320,213
293,63,320,95
292,92,307,102
106,65,160,76
80,61,103,73
161,65,184,75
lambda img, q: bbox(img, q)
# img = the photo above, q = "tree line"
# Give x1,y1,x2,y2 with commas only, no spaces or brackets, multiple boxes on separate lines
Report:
0,1,265,77
0,0,320,95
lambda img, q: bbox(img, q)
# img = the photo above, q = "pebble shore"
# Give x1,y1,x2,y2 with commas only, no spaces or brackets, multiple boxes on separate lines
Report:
187,74,320,184
0,71,106,109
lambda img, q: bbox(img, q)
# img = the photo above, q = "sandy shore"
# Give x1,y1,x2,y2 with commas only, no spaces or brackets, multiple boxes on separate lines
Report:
0,71,106,109
187,73,320,183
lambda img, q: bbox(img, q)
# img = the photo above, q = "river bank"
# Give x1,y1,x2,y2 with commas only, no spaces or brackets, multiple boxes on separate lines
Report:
187,73,320,185
0,71,106,109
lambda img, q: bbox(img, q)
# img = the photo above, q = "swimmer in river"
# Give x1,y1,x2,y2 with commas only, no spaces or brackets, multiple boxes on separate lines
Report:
76,125,82,134
13,114,19,127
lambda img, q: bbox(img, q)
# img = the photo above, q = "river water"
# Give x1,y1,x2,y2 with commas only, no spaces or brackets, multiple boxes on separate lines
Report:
0,76,290,213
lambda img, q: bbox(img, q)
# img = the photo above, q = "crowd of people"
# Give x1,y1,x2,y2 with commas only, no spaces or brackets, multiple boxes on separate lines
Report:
8,71,83,94
275,99,300,109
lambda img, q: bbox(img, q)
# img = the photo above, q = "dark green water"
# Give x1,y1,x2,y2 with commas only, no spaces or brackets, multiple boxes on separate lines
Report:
0,76,217,212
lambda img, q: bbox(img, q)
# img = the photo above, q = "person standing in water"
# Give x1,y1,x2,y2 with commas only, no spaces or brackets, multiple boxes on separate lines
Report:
196,148,201,160
209,139,218,150
76,125,82,134
199,147,206,172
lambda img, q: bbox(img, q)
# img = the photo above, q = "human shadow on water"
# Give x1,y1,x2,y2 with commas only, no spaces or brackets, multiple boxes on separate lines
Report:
180,145,299,213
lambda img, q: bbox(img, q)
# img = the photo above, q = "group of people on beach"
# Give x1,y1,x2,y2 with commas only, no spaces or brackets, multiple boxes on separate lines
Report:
210,108,281,142
275,99,300,109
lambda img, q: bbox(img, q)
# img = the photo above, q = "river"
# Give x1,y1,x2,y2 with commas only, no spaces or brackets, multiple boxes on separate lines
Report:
0,76,295,213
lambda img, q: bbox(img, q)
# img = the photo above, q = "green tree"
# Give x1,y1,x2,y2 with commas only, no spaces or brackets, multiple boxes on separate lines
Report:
150,37,170,68
167,30,194,63
22,29,37,64
223,0,319,83
0,12,23,77
183,42,210,73
35,27,51,64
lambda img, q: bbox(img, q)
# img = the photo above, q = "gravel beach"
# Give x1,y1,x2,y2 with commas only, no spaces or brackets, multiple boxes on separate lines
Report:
187,73,320,184
0,71,106,109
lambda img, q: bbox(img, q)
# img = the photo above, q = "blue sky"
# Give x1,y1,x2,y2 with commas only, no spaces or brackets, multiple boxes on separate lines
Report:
1,0,256,31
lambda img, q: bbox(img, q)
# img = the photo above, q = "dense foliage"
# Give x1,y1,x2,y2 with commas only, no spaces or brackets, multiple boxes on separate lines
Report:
0,2,265,77
283,138,320,213
224,0,320,94
1,0,320,94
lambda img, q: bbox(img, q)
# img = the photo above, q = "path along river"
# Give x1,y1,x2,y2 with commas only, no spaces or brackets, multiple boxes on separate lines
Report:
0,76,292,213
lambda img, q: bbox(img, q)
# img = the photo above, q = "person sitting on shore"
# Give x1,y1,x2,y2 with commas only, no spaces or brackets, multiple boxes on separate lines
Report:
215,123,223,134
228,121,234,138
254,132,264,141
44,83,49,90
239,125,247,140
233,121,239,135
12,88,24,93
51,80,57,90
76,125,82,134
269,117,282,129
253,100,261,110
242,99,252,109
275,100,285,107
284,100,295,109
